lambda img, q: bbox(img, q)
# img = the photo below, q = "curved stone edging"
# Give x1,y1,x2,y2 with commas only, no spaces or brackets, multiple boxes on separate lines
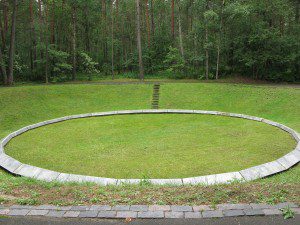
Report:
0,109,299,186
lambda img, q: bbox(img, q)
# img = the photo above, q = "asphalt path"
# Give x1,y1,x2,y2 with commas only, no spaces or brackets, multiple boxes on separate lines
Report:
0,215,299,225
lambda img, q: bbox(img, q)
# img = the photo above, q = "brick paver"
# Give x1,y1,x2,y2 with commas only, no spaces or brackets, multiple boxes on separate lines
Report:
2,203,299,219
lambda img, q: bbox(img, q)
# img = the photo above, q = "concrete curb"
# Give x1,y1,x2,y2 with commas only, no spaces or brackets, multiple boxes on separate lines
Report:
0,203,299,219
1,109,299,185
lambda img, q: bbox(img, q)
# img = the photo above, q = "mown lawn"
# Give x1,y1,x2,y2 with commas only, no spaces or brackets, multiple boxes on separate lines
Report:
0,82,299,206
5,114,295,178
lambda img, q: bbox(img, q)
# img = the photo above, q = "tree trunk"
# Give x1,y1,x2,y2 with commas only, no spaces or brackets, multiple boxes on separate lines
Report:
29,0,37,73
3,0,8,33
145,0,151,48
72,5,76,81
102,0,107,62
215,0,224,80
7,0,18,85
205,1,209,80
0,10,6,50
136,0,144,80
150,0,155,36
111,1,114,80
38,0,44,59
45,2,49,83
0,44,7,84
178,13,184,59
171,0,175,39
51,1,55,44
84,5,90,53
205,25,209,80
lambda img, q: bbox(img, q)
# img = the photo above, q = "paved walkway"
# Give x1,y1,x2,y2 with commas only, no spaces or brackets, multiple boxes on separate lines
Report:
1,215,299,225
1,203,299,219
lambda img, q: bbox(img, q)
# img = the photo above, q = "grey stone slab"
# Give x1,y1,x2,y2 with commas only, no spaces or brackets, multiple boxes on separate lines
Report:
65,174,116,185
56,173,70,182
27,210,49,216
78,210,98,218
138,211,164,218
142,109,163,114
116,211,137,218
250,203,276,210
167,109,194,114
171,205,193,212
208,172,243,185
223,210,245,217
150,179,183,185
97,211,117,218
57,206,72,211
81,176,117,186
242,115,263,122
10,205,35,210
8,209,30,216
149,205,171,211
217,204,251,210
182,176,207,185
35,169,60,182
36,205,57,210
111,205,130,211
184,212,202,218
240,165,273,181
14,164,43,178
202,210,223,218
1,135,12,146
130,205,148,212
262,161,286,174
165,211,184,218
292,208,300,214
275,202,298,209
244,209,265,216
193,205,212,212
193,110,210,114
63,211,80,218
46,210,66,218
90,205,111,211
263,209,282,215
117,179,141,185
70,206,90,211
116,110,143,115
63,174,86,183
0,209,10,215
0,154,10,164
0,156,22,173
262,119,281,127
277,153,299,169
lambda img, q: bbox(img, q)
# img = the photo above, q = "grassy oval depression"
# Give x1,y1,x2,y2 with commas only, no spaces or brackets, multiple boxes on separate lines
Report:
5,114,296,179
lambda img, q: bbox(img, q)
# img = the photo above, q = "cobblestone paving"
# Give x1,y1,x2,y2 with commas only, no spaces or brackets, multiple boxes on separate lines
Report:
0,203,298,219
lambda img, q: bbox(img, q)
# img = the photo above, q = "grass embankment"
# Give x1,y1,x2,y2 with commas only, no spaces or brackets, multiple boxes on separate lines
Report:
0,82,299,206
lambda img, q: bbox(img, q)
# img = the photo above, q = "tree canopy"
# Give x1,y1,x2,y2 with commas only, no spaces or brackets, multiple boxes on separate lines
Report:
0,0,299,84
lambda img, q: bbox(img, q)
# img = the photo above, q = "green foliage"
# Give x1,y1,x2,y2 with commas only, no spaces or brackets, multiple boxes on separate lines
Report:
79,52,99,74
2,0,300,83
163,46,186,78
281,206,295,219
48,46,72,80
17,198,39,205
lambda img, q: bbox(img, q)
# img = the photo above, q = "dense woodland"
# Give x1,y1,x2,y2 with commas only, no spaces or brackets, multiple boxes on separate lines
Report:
0,0,299,85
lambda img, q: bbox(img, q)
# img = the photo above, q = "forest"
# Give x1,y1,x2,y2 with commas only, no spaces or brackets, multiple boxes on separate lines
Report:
0,0,299,85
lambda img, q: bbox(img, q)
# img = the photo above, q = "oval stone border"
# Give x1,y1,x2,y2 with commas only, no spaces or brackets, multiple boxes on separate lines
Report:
0,109,299,186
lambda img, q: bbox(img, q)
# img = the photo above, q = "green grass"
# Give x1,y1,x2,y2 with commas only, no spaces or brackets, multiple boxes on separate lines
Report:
0,84,152,139
160,83,300,183
5,114,295,178
0,81,299,205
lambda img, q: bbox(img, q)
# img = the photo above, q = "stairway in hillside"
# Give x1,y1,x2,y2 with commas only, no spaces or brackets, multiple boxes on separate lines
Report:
151,83,161,109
